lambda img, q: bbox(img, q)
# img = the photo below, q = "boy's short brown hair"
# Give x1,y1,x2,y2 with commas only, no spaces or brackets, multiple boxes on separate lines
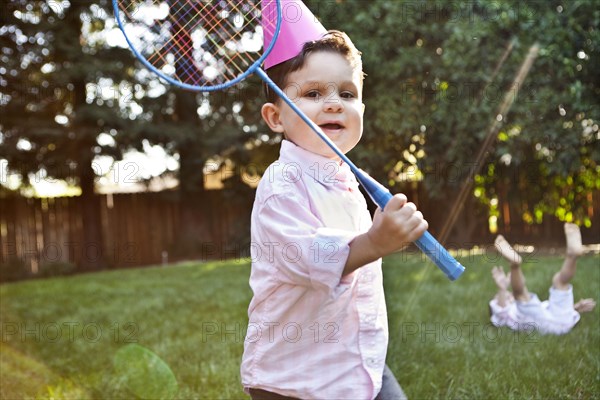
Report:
263,30,364,104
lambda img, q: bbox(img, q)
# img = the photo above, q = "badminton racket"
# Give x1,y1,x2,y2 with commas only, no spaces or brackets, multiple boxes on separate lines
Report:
112,0,465,280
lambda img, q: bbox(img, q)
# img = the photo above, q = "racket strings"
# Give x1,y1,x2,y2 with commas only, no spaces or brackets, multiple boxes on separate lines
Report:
181,1,253,80
173,0,261,83
117,0,266,86
215,2,261,73
148,1,223,83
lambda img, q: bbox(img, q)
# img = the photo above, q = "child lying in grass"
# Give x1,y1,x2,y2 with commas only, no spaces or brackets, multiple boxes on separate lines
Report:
489,223,596,335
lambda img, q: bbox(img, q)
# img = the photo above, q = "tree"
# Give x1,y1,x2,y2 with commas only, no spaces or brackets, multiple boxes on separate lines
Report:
308,0,599,231
121,1,272,251
0,0,144,270
1,0,277,266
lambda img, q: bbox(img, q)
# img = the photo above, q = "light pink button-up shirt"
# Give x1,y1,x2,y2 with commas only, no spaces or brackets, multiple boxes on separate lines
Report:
241,140,388,399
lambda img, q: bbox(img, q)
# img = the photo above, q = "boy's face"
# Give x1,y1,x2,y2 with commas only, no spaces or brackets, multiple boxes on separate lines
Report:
261,51,364,159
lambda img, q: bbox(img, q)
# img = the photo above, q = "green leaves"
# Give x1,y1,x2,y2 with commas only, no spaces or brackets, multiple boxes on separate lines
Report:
308,0,599,226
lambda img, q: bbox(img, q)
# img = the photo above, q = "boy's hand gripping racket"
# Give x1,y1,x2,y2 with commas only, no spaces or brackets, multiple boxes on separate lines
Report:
112,0,465,280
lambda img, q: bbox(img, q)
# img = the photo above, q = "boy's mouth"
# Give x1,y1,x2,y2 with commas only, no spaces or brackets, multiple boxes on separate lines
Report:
319,123,344,130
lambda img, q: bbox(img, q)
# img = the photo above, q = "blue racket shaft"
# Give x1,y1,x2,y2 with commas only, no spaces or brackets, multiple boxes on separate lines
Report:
256,69,465,281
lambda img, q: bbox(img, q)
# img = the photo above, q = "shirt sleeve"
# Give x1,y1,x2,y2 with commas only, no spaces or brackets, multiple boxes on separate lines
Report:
253,191,357,293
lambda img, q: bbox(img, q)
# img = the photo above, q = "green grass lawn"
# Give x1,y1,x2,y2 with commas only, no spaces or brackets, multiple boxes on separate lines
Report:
1,253,599,399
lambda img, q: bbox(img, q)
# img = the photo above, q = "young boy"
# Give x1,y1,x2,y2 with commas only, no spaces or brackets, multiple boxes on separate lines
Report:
240,21,426,400
489,223,596,334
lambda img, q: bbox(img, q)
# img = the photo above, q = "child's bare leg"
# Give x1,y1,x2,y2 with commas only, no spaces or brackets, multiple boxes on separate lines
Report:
491,266,512,307
509,263,530,302
495,235,530,302
552,223,584,290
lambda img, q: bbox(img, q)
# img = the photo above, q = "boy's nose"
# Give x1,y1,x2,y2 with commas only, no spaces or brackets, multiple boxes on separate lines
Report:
323,95,343,112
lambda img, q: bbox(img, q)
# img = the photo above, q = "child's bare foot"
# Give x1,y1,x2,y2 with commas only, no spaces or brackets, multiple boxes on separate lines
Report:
494,235,522,265
564,223,584,257
491,266,510,291
574,298,596,313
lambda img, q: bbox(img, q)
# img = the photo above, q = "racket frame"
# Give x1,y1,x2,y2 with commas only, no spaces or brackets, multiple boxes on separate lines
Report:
112,0,282,92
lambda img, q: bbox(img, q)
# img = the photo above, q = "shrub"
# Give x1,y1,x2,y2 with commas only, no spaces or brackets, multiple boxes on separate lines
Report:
37,262,77,278
0,257,29,283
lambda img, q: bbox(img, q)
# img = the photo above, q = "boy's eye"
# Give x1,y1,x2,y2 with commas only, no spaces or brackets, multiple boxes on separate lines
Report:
305,90,320,98
341,91,356,99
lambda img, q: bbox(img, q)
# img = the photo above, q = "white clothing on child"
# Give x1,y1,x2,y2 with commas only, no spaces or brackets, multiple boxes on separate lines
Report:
489,284,581,335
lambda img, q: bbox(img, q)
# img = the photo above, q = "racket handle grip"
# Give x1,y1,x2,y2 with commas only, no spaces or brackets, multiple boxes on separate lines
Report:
355,171,465,281
414,231,465,281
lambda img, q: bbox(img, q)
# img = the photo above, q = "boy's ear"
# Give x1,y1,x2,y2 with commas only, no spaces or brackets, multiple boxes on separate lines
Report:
261,103,285,133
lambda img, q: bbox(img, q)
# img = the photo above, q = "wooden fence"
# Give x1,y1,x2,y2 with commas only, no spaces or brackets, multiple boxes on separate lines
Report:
0,190,253,276
1,187,598,279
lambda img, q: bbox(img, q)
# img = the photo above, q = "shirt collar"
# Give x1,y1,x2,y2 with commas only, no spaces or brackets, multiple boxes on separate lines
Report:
278,140,357,187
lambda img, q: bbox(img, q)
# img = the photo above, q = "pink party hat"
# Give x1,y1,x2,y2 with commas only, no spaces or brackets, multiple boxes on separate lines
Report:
262,0,327,69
